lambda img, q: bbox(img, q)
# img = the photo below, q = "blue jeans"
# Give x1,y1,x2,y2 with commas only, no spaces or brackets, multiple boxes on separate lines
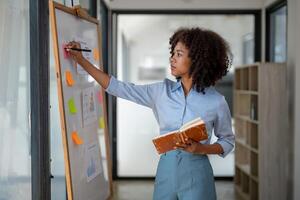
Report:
153,149,217,200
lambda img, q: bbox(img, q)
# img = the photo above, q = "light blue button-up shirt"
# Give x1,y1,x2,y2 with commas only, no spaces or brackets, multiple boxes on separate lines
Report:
105,76,235,158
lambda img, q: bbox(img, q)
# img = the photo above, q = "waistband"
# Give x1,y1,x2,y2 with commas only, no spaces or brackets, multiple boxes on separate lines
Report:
161,149,208,159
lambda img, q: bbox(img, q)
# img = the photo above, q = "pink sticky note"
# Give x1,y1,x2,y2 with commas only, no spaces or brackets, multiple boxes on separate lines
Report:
97,90,103,104
62,43,70,58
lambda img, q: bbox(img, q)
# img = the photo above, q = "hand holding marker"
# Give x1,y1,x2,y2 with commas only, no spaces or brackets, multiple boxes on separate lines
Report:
65,41,90,63
65,47,91,52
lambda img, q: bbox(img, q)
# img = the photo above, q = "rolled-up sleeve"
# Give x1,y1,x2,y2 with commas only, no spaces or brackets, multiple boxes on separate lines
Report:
214,96,235,158
105,75,162,108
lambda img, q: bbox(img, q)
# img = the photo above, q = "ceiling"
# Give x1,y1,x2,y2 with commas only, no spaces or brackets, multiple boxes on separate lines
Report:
103,0,264,10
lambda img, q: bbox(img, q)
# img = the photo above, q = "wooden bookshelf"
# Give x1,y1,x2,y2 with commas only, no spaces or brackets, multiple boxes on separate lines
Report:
234,63,288,200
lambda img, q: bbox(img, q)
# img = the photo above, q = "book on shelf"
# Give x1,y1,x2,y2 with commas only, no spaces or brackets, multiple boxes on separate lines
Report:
152,117,208,154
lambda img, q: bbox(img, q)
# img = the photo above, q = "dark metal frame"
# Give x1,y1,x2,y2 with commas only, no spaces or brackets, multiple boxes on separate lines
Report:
109,9,262,179
265,0,287,62
99,0,116,180
30,0,50,199
100,0,109,76
88,0,97,17
108,11,118,180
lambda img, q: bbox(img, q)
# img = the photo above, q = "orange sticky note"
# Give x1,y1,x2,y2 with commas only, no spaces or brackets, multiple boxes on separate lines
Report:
71,131,83,145
99,117,105,129
65,71,75,86
93,48,99,61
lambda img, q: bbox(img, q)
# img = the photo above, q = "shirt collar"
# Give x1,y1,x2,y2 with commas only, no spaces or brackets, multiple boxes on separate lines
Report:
171,79,211,93
171,79,182,92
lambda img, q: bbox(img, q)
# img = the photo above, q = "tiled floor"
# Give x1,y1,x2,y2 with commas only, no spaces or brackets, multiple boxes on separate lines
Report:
50,177,234,199
112,180,234,200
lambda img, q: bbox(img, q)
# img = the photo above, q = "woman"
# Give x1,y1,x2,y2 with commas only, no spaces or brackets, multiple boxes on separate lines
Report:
66,27,235,200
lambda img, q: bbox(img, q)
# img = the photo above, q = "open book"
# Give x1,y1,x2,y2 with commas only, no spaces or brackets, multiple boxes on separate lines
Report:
152,117,208,154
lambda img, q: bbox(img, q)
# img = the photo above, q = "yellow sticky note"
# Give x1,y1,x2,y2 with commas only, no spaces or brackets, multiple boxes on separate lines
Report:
71,131,83,145
65,70,75,86
93,48,99,61
68,98,77,114
99,117,105,129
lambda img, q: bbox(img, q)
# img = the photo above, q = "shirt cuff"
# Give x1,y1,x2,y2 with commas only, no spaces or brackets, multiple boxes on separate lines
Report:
215,140,234,158
105,75,118,95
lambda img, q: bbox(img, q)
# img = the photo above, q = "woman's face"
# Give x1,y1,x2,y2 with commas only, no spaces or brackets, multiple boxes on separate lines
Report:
169,41,192,78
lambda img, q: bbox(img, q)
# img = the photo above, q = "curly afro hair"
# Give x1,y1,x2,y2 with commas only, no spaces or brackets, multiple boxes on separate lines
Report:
169,27,233,94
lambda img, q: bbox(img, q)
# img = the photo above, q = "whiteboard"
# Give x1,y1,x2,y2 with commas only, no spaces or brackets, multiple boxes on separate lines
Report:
49,1,112,200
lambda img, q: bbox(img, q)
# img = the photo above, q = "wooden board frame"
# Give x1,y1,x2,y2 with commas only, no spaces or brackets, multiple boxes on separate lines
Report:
49,1,113,199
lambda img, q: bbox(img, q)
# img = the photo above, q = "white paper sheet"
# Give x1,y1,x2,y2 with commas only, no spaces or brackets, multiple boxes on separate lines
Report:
81,87,97,127
70,37,94,75
84,141,103,182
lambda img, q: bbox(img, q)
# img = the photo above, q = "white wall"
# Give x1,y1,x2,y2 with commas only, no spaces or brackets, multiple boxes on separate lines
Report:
264,0,278,7
104,0,263,10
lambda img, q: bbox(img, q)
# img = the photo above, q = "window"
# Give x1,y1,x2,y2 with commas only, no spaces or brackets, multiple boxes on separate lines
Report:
266,1,287,62
0,1,31,199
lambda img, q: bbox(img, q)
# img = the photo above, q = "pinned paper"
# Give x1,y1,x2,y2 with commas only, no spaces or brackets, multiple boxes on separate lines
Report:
75,40,91,75
98,117,105,129
68,98,77,114
82,87,97,127
85,142,102,182
71,131,83,145
65,71,75,86
62,43,70,58
97,90,103,104
93,48,99,61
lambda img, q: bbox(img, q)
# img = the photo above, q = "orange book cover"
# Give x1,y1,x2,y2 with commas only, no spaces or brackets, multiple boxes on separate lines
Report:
152,118,208,154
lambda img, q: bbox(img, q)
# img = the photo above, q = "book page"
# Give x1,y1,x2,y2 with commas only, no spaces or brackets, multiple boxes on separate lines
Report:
179,117,202,131
153,130,178,139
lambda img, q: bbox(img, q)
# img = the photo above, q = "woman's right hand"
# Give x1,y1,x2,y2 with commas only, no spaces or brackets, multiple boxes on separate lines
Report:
66,41,85,63
65,41,111,89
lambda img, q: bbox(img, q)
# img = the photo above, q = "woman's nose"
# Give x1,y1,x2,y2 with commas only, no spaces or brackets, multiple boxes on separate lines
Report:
170,56,175,63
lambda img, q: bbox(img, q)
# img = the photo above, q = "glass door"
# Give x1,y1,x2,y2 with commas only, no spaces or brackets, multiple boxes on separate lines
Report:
116,14,255,177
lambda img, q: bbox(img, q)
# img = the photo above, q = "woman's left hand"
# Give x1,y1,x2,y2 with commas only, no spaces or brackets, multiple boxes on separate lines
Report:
174,138,204,154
